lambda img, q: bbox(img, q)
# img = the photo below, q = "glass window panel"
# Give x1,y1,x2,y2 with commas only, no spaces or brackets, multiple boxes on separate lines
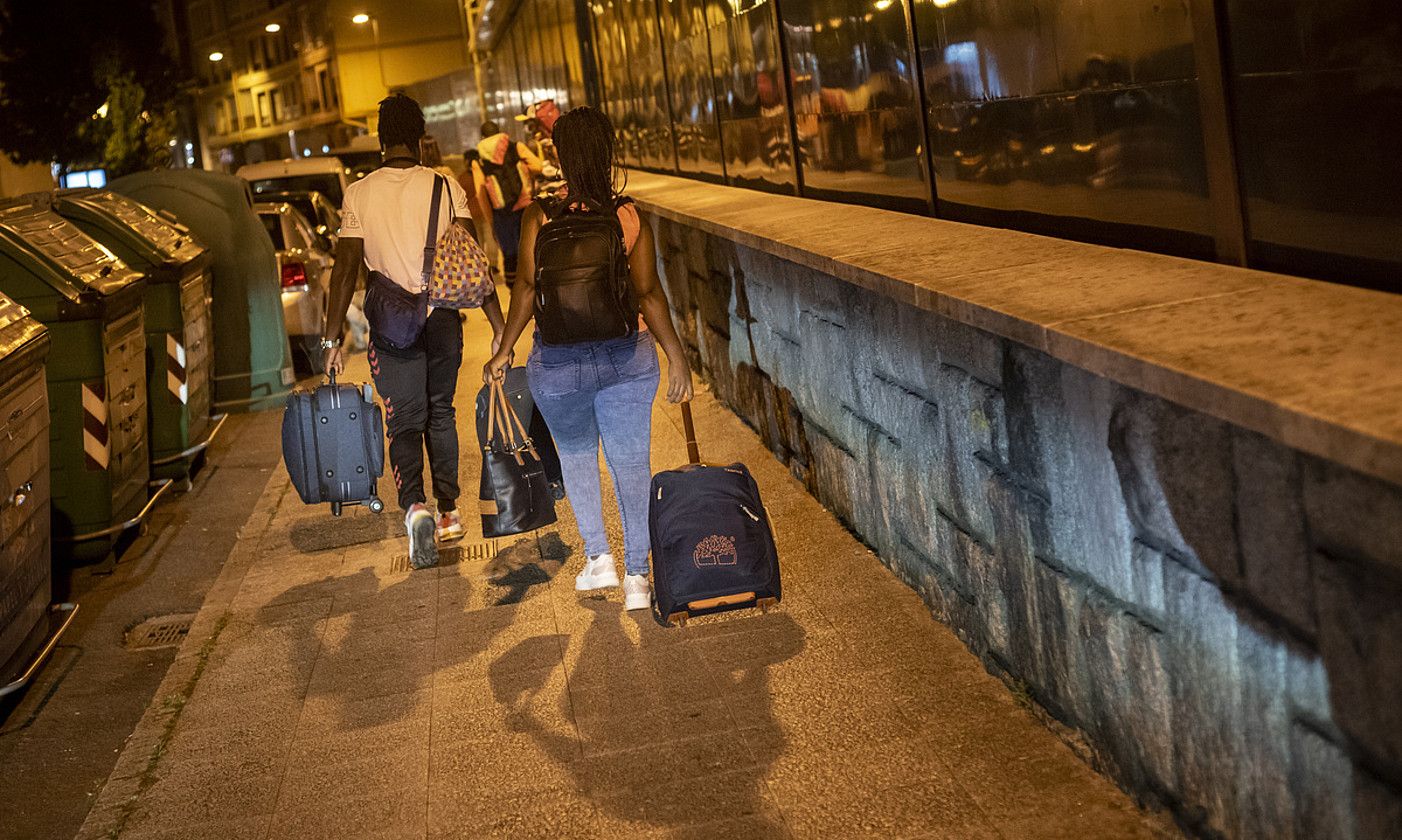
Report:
1225,0,1402,289
782,0,928,207
709,0,795,190
915,0,1213,257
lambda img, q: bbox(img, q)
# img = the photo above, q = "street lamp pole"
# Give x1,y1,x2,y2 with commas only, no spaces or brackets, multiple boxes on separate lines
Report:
353,13,387,89
371,17,386,89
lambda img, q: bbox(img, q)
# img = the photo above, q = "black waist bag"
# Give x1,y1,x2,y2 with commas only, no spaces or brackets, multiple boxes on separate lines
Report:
533,197,638,346
649,404,781,626
363,271,427,349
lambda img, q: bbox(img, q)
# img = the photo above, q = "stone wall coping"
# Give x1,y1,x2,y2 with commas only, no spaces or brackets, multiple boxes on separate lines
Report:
627,171,1402,487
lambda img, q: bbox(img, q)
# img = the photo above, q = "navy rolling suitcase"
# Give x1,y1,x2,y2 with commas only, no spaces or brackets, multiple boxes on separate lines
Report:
281,372,386,516
649,402,781,626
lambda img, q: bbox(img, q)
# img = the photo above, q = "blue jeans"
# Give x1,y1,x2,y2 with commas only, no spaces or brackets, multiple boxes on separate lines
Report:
527,332,659,575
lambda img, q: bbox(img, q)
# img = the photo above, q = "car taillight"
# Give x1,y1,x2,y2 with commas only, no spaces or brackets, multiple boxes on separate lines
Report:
280,261,307,289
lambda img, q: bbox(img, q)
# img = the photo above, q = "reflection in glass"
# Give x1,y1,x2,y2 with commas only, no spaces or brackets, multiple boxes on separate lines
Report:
710,0,796,190
661,0,725,176
783,0,928,207
914,0,1213,256
1225,0,1402,289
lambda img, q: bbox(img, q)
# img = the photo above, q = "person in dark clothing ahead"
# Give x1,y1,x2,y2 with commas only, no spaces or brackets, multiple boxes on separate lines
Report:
322,94,506,569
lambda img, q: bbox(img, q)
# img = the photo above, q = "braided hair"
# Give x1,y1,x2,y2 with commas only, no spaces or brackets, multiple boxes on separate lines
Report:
552,106,624,210
378,93,426,152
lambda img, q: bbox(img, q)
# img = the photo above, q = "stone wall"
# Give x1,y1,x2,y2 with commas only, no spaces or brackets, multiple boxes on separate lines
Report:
645,212,1402,839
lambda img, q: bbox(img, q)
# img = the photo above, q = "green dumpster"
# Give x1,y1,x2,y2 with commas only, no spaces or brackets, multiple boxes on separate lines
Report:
49,189,221,480
0,200,153,564
0,291,77,697
109,170,293,413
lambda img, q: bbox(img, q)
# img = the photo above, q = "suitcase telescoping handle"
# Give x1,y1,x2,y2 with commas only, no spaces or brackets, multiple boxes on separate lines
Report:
680,400,701,466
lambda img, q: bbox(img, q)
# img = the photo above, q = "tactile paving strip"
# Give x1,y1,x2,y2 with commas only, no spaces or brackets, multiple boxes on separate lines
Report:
389,539,498,573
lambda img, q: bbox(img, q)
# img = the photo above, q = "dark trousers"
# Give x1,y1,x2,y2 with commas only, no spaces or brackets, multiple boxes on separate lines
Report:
368,309,463,511
492,207,524,277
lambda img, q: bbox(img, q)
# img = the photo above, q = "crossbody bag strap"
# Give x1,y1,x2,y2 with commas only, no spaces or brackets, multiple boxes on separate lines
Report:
421,175,446,287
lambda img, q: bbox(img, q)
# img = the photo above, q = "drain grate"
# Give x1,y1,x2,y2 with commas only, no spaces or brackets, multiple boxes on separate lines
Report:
125,614,196,650
390,539,498,573
455,539,501,563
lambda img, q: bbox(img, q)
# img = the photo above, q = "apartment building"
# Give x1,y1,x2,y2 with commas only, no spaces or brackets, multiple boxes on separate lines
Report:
182,0,363,169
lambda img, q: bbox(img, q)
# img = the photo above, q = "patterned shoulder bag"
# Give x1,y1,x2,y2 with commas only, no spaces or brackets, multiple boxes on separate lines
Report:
426,175,495,309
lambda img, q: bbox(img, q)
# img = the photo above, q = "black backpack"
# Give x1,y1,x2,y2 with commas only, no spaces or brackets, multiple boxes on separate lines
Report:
533,197,638,346
480,142,524,210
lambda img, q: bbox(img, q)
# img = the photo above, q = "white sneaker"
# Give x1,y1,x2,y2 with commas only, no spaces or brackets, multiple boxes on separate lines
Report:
623,574,652,611
405,503,438,569
575,553,620,591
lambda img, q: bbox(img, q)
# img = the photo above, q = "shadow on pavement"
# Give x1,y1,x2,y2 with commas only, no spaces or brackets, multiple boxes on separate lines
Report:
491,597,805,834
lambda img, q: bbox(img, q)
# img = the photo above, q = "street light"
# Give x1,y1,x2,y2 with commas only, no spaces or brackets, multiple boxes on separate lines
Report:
352,13,386,88
208,51,224,62
265,23,281,33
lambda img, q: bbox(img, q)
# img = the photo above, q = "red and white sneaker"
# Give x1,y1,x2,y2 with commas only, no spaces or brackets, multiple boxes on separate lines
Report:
436,509,465,542
405,503,438,569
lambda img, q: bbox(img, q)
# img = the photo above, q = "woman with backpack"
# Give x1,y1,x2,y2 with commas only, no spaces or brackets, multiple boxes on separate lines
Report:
483,106,694,611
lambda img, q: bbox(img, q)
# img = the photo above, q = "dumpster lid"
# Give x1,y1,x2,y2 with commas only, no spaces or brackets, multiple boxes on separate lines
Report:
55,189,207,265
0,291,49,373
0,202,143,297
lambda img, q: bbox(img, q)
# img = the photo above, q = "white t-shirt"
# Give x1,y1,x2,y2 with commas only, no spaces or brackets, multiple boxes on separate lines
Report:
338,165,472,294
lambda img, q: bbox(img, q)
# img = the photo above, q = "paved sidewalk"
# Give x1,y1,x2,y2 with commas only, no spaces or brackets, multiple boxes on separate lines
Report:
75,308,1172,840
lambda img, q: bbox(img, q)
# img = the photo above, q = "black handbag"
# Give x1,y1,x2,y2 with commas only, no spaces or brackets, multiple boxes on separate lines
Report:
362,177,446,349
474,366,565,500
478,378,557,538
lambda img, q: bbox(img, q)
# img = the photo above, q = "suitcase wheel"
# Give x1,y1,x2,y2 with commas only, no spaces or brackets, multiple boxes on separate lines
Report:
666,611,689,628
331,502,343,517
368,497,385,514
757,597,778,614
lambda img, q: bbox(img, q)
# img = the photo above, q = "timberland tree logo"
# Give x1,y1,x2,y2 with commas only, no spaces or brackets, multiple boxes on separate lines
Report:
693,534,737,568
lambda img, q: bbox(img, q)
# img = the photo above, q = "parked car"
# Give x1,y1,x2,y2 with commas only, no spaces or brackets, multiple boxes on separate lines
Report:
238,157,351,206
330,134,383,181
256,201,332,374
259,189,341,248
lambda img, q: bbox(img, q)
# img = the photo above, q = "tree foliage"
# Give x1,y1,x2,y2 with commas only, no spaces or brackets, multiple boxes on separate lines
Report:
0,0,177,175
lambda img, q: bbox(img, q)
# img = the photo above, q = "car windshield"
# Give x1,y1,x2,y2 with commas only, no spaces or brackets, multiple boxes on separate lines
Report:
336,151,381,180
250,174,343,204
259,213,285,249
283,198,316,224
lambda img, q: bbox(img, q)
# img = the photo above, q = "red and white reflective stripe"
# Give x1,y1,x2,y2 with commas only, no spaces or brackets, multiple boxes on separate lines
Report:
167,334,188,404
82,381,110,470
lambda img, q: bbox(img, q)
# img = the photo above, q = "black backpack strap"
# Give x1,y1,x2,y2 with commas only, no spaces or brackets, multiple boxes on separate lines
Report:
422,175,445,288
539,196,567,221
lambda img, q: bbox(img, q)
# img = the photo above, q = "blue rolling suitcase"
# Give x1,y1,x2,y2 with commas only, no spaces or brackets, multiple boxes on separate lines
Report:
649,402,781,626
281,371,386,516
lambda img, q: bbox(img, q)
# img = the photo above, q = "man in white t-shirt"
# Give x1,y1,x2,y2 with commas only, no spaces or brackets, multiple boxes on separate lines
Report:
321,93,506,569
